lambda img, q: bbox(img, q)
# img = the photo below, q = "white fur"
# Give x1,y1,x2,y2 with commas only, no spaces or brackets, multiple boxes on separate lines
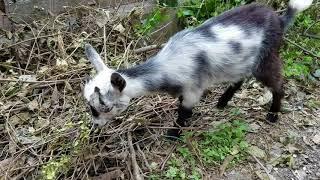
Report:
289,0,313,13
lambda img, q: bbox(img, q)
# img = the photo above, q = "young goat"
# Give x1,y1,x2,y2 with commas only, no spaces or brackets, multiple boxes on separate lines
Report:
83,0,313,138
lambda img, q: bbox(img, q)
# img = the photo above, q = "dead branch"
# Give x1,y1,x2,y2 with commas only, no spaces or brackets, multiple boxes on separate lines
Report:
133,43,165,54
284,37,320,58
128,130,144,180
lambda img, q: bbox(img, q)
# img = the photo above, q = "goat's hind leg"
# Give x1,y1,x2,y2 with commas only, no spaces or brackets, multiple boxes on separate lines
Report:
254,53,284,123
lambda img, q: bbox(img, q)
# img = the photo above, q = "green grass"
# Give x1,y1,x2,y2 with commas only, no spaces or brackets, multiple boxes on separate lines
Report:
281,5,320,81
149,120,249,179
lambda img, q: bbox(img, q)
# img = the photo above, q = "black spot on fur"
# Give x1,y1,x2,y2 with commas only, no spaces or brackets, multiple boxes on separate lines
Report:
281,6,297,30
117,59,157,78
146,75,183,97
201,3,276,29
229,41,242,54
194,24,216,39
89,105,99,117
194,51,212,87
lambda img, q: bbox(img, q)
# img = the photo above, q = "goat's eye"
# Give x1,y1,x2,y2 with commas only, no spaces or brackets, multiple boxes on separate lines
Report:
89,105,99,117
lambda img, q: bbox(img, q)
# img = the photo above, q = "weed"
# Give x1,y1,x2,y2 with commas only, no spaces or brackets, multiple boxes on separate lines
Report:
135,6,169,37
150,120,249,179
40,114,91,179
282,6,320,81
176,0,246,27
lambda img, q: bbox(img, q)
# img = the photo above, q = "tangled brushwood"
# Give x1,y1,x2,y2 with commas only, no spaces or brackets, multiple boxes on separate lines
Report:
0,5,167,179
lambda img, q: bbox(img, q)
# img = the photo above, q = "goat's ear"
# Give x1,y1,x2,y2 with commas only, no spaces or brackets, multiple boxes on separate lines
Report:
110,73,126,92
84,43,109,73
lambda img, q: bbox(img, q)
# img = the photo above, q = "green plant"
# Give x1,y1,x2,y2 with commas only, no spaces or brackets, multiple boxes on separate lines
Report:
199,120,249,164
135,6,169,36
150,120,249,179
40,115,91,179
41,155,71,180
281,6,320,81
176,0,246,27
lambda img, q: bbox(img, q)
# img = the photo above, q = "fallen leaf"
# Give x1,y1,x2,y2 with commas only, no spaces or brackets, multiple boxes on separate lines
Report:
38,66,49,75
51,86,59,106
0,157,14,174
249,122,261,132
312,133,320,145
56,58,68,71
257,89,272,105
114,23,125,33
220,155,234,176
15,128,43,145
248,146,266,159
27,99,39,111
9,112,30,125
255,170,269,180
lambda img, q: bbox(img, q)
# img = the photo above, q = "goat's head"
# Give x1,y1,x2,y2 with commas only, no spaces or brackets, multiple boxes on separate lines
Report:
83,44,130,127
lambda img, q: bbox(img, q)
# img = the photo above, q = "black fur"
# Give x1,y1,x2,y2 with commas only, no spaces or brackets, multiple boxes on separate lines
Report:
194,51,212,87
167,104,193,139
117,59,157,78
217,80,244,109
111,72,126,92
229,41,242,54
194,24,217,39
281,6,297,31
156,76,183,97
89,105,99,117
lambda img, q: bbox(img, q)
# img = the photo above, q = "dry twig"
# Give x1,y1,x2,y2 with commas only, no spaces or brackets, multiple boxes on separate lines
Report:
128,129,144,180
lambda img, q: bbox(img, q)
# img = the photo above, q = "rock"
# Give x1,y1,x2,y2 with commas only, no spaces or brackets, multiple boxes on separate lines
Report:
312,133,320,145
294,169,307,180
313,69,320,78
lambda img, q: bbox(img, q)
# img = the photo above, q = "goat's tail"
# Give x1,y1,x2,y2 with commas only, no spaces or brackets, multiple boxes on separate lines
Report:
281,0,313,31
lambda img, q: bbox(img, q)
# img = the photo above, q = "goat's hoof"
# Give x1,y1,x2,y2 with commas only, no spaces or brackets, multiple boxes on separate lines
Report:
266,113,278,123
166,129,181,141
216,101,227,109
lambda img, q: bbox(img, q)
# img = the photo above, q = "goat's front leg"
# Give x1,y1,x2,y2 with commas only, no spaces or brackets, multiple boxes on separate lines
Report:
167,91,202,140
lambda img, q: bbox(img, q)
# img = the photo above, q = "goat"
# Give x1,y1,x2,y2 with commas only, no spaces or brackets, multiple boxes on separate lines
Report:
83,0,313,138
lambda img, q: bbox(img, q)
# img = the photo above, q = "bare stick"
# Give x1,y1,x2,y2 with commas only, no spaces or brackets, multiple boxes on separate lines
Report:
251,155,273,180
0,77,84,84
128,131,143,180
284,37,320,58
133,44,165,54
160,144,177,171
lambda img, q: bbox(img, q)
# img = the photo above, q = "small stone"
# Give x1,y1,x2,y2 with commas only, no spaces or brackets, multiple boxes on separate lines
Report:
312,133,320,144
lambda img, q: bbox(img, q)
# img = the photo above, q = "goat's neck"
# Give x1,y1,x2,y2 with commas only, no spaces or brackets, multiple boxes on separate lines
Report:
117,60,158,98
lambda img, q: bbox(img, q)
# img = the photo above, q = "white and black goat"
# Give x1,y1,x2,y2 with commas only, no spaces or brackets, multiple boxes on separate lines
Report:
83,0,313,138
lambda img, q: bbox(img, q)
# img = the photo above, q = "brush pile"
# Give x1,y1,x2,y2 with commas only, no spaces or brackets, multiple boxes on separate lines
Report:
0,4,181,179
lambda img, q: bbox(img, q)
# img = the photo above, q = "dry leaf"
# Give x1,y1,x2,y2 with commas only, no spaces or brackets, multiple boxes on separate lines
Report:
114,23,125,33
248,146,266,159
28,99,39,111
257,88,272,105
51,86,59,106
56,58,68,71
